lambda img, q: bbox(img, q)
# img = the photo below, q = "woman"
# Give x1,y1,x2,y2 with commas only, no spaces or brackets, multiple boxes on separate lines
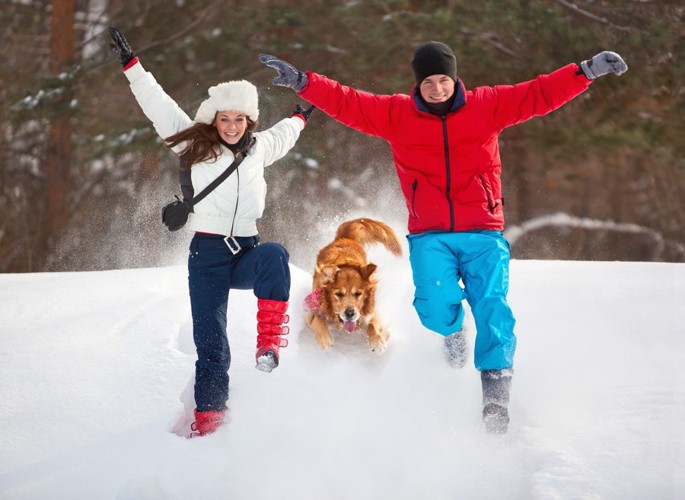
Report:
110,27,314,437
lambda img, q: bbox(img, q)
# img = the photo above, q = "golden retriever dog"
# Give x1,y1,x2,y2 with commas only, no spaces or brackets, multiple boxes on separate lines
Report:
304,218,402,352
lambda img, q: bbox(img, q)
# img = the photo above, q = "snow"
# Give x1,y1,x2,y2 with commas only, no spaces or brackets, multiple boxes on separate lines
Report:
1,247,684,499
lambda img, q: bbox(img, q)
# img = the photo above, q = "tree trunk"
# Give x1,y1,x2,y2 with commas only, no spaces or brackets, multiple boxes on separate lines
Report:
44,0,76,266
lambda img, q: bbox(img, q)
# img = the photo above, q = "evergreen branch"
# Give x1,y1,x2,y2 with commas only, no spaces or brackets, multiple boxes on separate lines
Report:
468,32,523,59
135,0,224,54
552,0,634,32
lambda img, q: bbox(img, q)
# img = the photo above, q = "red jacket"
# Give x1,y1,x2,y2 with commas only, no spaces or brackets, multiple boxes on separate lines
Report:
298,64,591,234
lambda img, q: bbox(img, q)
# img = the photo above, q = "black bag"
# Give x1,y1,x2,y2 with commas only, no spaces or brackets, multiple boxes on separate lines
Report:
161,147,249,232
162,196,192,232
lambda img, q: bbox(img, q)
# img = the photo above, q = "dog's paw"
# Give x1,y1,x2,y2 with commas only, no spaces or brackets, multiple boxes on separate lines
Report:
368,335,387,354
315,333,335,351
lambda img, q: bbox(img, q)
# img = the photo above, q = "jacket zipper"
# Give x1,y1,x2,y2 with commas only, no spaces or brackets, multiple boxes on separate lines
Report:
441,115,455,231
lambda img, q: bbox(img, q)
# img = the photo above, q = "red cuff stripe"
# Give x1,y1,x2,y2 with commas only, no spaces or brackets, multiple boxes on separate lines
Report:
123,57,139,72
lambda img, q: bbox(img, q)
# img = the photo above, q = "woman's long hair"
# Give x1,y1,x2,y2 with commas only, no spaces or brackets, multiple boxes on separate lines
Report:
165,117,258,171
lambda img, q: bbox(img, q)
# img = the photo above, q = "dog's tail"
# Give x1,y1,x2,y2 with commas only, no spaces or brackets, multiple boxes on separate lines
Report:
335,218,403,256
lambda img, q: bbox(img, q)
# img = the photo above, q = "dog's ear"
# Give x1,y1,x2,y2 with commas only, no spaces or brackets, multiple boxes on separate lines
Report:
319,265,338,285
359,263,377,280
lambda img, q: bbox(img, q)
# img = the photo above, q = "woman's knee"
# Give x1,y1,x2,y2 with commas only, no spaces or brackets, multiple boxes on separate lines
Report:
252,242,291,301
257,242,289,263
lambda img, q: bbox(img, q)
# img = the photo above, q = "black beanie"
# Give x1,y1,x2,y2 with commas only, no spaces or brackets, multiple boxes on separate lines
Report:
411,41,457,84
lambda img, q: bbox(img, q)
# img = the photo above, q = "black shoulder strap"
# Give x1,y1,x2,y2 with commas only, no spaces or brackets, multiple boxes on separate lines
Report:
178,136,256,207
179,153,193,202
190,150,246,207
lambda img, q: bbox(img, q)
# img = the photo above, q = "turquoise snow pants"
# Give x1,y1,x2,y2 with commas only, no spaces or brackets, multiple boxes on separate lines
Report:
407,230,516,371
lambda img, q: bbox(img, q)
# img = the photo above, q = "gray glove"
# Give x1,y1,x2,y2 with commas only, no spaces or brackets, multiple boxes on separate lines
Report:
259,54,307,92
580,51,628,80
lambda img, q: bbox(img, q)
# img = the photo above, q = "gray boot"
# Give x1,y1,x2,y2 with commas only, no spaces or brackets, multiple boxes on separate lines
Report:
444,331,468,368
481,368,513,434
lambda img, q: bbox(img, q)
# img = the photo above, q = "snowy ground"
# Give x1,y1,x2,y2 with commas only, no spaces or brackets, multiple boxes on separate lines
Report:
1,245,684,499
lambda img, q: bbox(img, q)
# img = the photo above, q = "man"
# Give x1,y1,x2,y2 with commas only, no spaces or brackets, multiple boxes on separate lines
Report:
260,42,627,433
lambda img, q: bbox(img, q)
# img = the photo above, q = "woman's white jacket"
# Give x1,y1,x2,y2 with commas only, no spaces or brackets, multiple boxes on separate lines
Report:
124,60,305,237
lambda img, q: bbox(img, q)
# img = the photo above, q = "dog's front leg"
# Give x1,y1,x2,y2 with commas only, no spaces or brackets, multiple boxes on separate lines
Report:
366,317,388,353
306,312,335,350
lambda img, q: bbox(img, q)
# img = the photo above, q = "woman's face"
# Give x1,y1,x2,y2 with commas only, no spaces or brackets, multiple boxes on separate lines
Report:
419,74,455,103
213,111,248,145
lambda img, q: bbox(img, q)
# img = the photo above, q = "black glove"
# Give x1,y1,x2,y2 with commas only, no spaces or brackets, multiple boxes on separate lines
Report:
259,54,307,92
579,51,628,80
292,104,315,122
109,26,135,67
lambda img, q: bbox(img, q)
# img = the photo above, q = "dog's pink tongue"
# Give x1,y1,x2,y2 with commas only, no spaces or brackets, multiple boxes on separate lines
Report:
343,320,357,332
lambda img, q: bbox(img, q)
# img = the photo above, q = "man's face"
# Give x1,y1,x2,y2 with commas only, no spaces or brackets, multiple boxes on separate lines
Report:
419,74,455,103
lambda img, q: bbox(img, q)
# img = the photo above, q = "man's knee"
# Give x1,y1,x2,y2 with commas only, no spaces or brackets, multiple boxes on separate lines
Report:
413,291,465,336
472,296,515,331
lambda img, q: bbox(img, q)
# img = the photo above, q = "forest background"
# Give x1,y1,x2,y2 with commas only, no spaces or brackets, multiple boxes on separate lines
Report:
1,0,683,273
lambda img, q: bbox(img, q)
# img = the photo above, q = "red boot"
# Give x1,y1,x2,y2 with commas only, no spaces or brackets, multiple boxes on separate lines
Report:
256,299,289,372
190,409,225,437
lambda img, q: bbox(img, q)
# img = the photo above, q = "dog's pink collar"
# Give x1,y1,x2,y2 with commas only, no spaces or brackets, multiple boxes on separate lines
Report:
304,288,323,315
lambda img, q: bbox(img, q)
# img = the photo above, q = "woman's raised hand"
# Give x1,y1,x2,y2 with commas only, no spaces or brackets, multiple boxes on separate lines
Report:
109,27,135,67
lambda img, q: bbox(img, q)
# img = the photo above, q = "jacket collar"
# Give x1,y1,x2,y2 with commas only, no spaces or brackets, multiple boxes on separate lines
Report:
219,131,255,155
412,78,466,116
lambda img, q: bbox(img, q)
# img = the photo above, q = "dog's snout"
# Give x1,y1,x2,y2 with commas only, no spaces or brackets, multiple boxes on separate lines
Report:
344,308,356,320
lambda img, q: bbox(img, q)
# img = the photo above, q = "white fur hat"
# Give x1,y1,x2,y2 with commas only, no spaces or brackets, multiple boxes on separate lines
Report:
194,80,259,124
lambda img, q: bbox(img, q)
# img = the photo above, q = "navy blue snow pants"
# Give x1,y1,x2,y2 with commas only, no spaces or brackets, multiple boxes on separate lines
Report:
187,233,290,411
